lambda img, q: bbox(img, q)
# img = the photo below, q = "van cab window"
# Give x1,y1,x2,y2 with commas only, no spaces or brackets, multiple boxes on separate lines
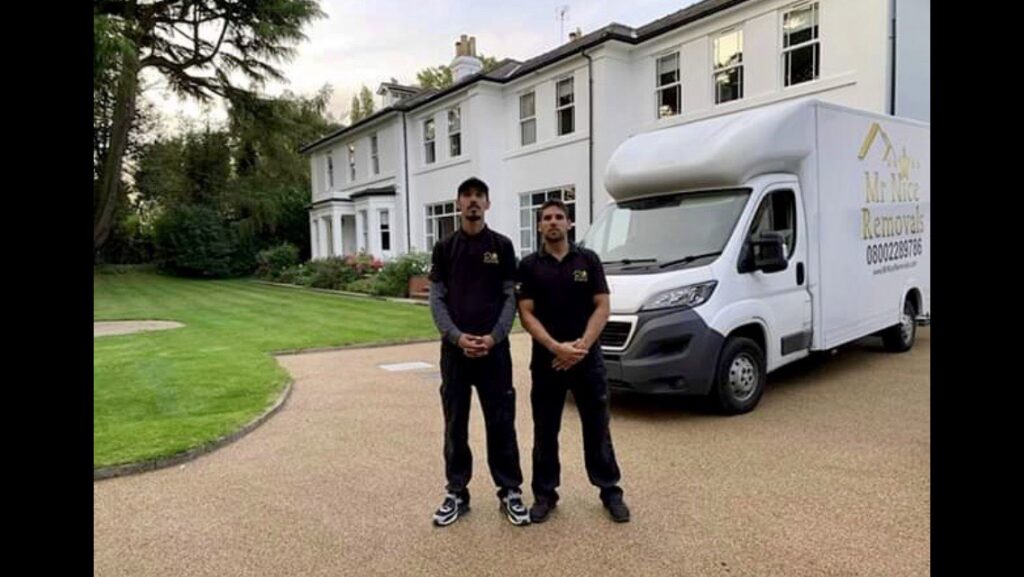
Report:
748,190,796,258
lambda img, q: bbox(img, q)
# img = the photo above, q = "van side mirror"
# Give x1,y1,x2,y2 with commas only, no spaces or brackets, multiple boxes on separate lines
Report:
738,232,788,274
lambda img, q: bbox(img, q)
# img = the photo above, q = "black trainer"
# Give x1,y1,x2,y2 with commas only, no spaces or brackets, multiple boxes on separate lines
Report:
432,492,469,527
604,496,630,523
529,497,557,523
500,490,530,526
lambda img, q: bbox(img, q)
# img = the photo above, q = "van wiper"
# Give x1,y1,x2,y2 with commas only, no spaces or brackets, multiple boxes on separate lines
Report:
658,252,722,269
602,258,657,266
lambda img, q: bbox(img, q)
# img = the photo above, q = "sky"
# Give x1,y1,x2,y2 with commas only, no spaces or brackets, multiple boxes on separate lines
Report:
142,0,703,132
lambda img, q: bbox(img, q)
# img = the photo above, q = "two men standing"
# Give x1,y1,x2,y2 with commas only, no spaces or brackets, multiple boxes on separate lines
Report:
429,177,629,527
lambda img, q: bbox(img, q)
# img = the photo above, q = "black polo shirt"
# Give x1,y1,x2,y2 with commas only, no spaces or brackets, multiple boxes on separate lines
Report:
516,243,609,365
429,225,517,340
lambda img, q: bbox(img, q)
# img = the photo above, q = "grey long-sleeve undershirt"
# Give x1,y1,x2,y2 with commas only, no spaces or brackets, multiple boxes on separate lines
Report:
429,280,516,346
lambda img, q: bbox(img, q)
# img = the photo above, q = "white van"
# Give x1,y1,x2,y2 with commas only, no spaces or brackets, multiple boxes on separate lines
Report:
583,99,930,414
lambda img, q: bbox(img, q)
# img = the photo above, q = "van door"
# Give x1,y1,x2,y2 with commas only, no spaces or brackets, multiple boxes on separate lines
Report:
736,182,813,369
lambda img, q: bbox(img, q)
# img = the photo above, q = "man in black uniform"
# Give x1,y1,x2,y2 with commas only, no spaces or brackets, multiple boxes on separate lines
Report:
516,199,630,523
428,177,530,527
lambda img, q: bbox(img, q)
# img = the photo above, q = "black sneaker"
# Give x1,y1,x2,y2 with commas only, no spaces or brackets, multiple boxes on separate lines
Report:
604,496,630,523
432,493,469,527
529,498,557,523
500,490,530,526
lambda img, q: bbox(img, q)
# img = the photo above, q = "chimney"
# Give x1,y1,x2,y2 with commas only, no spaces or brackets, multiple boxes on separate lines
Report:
451,34,483,83
569,27,583,42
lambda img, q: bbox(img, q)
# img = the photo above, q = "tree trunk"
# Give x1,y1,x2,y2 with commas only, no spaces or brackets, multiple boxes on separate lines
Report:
93,48,140,251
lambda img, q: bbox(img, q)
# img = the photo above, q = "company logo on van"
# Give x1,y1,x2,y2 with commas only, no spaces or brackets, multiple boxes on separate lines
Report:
857,123,891,161
858,122,925,275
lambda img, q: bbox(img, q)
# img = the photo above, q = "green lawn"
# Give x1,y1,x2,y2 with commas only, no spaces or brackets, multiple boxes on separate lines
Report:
94,271,438,469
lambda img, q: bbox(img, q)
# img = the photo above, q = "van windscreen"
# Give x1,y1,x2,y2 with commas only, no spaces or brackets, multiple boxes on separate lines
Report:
582,189,750,270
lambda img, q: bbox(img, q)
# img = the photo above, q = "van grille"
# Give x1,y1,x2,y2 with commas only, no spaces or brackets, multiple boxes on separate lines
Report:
600,321,633,349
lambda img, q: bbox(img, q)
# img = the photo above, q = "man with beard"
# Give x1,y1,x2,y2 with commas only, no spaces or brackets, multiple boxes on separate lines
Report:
516,199,630,523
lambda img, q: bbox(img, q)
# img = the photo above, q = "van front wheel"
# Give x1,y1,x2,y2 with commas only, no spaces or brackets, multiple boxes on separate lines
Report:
712,337,766,415
882,299,917,352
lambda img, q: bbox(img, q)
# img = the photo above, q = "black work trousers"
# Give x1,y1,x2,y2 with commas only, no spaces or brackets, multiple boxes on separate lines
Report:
530,353,623,504
440,342,523,502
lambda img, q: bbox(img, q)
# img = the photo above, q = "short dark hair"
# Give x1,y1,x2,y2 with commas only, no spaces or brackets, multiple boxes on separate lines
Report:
457,177,489,199
539,199,570,220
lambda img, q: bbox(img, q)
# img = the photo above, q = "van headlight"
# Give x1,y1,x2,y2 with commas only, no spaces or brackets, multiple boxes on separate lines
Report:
640,281,717,311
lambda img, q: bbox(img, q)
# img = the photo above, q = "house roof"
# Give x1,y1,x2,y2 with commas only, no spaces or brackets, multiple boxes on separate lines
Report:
377,82,422,95
299,0,753,154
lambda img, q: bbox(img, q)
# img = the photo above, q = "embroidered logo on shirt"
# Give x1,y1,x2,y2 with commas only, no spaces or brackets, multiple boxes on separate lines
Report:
573,269,588,282
483,252,499,264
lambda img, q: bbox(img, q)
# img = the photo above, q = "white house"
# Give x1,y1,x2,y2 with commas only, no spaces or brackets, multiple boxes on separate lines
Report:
301,0,929,261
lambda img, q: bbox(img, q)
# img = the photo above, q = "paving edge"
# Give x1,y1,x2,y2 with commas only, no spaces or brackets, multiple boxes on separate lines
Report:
93,379,294,481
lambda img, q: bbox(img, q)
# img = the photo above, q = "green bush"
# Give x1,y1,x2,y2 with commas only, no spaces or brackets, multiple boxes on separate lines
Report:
97,213,156,265
374,251,431,297
153,204,256,278
95,264,157,275
344,275,379,294
276,263,311,285
274,251,390,291
306,257,359,289
256,243,300,280
343,252,384,277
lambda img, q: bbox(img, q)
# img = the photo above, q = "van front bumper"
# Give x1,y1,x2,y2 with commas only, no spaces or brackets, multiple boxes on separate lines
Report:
601,308,724,395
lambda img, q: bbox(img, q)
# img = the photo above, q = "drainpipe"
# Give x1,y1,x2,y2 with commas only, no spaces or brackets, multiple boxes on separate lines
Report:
402,111,411,251
583,50,594,225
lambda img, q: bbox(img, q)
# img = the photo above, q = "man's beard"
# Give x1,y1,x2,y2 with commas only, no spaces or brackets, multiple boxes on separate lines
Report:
464,213,482,222
544,229,565,241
